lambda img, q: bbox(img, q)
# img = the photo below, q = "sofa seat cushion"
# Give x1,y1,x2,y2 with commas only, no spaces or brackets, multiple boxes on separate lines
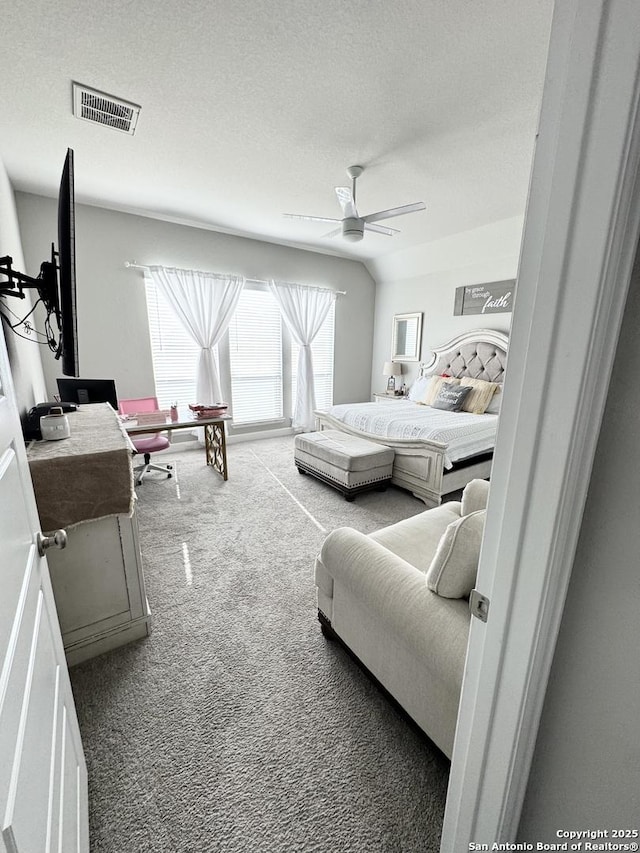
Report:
370,501,462,572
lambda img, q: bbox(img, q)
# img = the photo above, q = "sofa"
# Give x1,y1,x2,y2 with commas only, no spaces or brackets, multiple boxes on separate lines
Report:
314,479,490,759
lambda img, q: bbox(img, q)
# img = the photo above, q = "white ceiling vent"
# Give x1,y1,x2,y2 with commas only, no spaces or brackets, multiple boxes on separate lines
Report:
72,83,141,135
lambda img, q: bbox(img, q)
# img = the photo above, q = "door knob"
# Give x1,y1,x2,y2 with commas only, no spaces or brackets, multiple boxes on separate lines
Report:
37,529,68,557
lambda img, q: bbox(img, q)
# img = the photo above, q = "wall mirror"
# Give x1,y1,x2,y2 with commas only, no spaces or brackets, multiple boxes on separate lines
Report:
391,312,423,362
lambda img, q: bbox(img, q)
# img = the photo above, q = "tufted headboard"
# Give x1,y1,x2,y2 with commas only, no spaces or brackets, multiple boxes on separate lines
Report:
420,329,508,384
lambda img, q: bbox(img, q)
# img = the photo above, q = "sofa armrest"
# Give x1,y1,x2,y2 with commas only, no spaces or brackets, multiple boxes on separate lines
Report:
321,526,426,606
319,527,470,688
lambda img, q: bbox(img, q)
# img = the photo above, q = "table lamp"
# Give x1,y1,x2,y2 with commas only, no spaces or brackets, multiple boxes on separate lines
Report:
383,361,402,393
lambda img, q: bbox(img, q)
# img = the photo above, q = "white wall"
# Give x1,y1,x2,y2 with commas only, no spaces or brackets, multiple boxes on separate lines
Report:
365,216,520,391
15,194,376,406
0,160,46,414
517,240,640,839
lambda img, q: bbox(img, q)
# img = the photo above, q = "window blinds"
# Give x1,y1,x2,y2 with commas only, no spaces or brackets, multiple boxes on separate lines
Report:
228,288,283,424
145,276,200,408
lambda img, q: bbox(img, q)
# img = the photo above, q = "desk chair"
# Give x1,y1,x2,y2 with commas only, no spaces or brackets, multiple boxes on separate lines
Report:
119,396,173,486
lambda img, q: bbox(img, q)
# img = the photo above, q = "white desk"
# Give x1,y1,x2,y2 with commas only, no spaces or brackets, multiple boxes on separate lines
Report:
27,403,151,665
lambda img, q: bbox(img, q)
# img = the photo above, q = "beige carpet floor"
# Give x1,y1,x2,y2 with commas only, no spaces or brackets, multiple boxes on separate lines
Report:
69,435,450,852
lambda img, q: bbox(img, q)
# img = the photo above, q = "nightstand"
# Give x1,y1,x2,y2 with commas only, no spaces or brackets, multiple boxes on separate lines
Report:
373,393,407,403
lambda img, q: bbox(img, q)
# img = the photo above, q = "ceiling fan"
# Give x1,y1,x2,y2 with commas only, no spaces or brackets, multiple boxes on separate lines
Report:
283,165,426,242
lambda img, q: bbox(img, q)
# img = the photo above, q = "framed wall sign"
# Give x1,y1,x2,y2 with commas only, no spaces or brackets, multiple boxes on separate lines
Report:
391,312,423,362
453,279,515,316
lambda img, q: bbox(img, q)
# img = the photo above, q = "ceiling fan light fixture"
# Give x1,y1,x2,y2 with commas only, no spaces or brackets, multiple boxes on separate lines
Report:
342,217,364,242
282,166,424,243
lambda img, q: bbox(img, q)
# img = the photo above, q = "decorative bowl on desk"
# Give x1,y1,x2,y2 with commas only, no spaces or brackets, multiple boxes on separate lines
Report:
189,403,228,418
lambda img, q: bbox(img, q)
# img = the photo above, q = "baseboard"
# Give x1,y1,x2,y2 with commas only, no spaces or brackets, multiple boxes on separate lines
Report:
65,609,152,667
227,427,294,444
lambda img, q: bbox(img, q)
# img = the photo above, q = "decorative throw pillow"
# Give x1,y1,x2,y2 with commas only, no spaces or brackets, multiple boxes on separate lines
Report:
420,374,461,406
431,382,472,412
426,510,486,598
459,377,500,414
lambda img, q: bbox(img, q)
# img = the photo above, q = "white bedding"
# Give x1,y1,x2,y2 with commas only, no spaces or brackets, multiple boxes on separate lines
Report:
323,400,498,468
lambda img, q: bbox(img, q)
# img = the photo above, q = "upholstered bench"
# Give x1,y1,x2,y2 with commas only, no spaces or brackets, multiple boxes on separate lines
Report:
294,430,394,501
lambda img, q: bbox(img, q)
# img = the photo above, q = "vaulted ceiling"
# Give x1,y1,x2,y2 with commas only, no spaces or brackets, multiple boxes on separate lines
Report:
1,0,553,261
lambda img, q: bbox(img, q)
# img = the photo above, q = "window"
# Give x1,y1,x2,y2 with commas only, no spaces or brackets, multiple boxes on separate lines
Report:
145,277,200,408
145,278,335,428
228,288,283,425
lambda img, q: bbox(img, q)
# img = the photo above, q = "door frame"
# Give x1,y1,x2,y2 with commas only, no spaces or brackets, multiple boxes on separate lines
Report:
442,0,640,846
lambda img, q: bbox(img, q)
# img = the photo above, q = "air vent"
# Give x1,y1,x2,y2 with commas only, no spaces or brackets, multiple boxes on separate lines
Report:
72,83,141,135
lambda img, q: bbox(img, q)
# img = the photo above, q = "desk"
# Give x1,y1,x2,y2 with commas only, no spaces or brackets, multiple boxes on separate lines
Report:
123,410,232,481
27,403,150,665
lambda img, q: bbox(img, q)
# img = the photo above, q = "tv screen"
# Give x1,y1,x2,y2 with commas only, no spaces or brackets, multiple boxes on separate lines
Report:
57,148,79,377
57,377,118,411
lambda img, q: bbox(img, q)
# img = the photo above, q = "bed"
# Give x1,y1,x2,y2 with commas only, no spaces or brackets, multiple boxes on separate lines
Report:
315,328,508,506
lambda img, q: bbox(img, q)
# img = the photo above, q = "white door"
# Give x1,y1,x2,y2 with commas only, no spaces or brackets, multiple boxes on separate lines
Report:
0,331,88,852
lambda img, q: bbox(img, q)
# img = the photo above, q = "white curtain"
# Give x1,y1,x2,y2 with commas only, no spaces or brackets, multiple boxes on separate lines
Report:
149,266,244,404
268,280,336,431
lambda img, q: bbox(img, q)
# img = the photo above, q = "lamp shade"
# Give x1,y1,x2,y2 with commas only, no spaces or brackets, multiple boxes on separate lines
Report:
383,361,402,377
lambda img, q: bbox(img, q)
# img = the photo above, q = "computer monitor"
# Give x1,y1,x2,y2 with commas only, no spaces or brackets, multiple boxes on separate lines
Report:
57,377,118,410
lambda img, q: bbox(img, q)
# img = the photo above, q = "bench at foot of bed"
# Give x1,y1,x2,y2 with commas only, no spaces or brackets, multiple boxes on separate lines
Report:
294,430,394,501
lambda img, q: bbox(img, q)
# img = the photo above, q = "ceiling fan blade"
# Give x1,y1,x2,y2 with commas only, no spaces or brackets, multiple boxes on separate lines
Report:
335,186,358,218
283,213,341,224
364,222,399,236
322,227,342,238
363,202,426,224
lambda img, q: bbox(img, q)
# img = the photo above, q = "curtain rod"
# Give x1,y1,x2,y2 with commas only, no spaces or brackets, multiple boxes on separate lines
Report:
124,262,346,295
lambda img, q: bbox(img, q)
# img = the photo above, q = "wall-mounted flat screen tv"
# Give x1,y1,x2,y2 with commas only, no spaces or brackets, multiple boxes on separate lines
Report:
0,147,79,376
57,148,78,376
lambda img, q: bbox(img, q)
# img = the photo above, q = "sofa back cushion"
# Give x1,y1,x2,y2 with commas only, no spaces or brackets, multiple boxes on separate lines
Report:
461,478,490,516
426,510,486,598
370,501,462,572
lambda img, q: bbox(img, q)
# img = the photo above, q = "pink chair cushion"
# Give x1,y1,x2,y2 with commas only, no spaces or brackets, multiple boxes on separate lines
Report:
132,435,171,454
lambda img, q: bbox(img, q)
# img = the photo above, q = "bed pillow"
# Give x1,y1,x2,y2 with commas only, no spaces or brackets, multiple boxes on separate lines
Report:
485,387,502,415
426,510,486,598
431,382,471,412
421,374,460,406
407,376,431,402
459,377,500,414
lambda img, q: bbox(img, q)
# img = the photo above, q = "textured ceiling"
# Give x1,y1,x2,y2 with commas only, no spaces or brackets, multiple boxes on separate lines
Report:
0,0,552,261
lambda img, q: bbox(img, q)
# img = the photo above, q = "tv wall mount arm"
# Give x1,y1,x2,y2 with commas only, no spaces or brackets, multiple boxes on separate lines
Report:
1,254,41,294
0,250,59,317
0,250,63,358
